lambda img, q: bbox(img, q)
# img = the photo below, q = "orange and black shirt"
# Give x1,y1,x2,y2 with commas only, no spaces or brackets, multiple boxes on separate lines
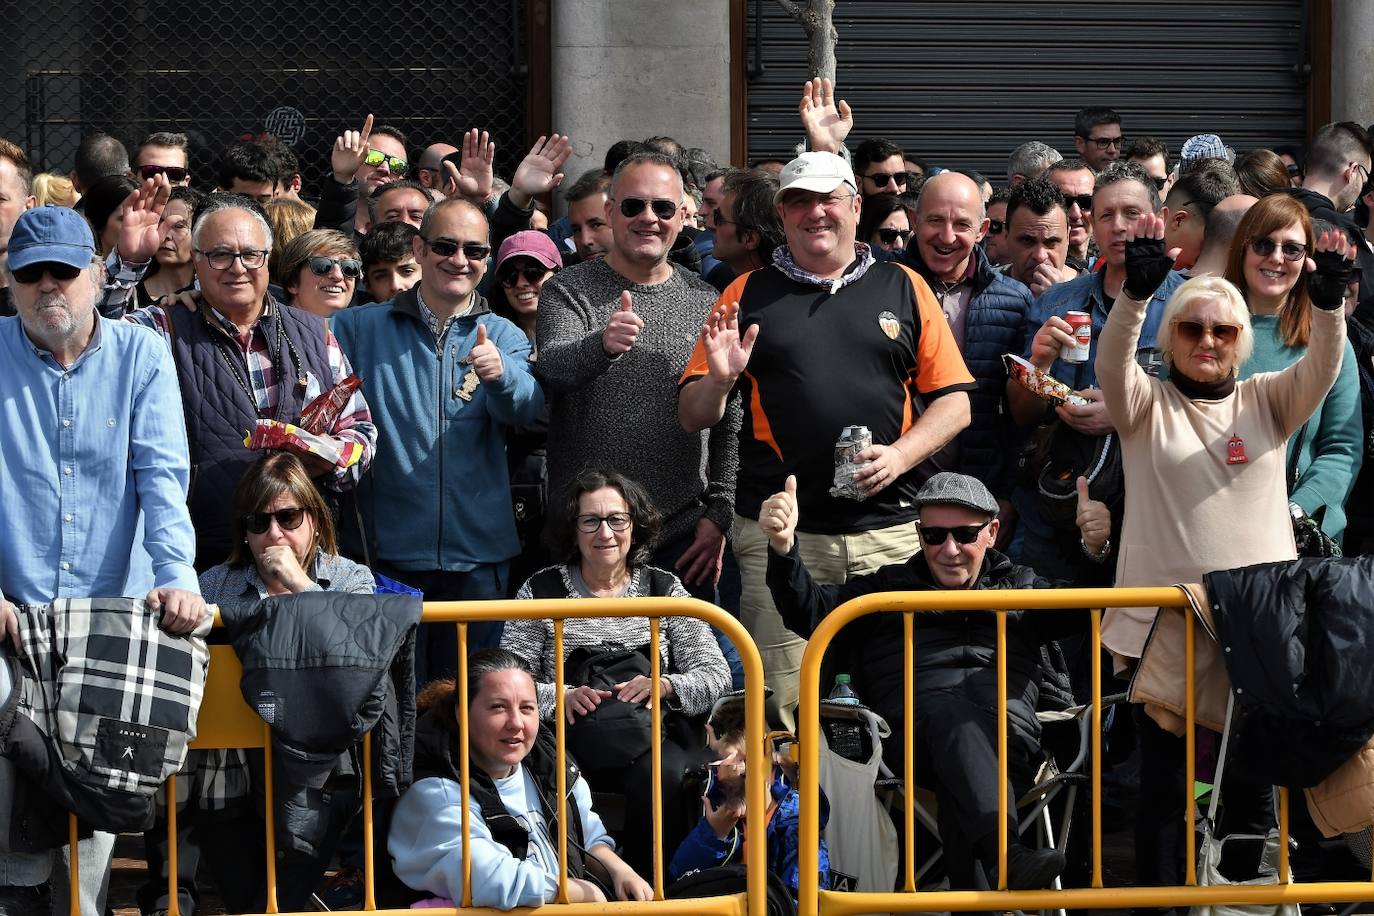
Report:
681,261,975,534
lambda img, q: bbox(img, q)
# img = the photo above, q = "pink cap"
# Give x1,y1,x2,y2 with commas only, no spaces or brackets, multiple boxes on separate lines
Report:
496,230,563,271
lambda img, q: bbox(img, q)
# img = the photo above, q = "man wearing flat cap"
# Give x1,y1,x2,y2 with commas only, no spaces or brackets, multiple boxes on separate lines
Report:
759,470,1107,893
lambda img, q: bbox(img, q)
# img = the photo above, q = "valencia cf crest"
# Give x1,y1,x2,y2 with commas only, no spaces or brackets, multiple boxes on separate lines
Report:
877,310,900,340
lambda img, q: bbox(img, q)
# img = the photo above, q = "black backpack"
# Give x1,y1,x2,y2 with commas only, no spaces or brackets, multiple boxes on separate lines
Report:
667,864,798,916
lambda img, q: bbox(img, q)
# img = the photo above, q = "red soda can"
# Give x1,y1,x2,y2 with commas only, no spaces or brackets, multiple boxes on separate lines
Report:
1064,311,1092,363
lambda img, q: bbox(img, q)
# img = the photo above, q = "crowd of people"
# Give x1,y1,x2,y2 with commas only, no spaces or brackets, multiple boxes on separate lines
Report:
0,76,1372,916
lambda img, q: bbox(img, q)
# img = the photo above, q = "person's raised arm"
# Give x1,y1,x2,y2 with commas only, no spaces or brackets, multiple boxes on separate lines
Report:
679,299,758,432
441,128,495,205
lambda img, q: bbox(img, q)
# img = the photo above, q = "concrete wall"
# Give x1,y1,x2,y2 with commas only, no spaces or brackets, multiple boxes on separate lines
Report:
1330,0,1374,128
550,0,732,214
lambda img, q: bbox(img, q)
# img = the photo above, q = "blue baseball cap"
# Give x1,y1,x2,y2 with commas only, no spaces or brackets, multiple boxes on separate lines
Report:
7,205,96,272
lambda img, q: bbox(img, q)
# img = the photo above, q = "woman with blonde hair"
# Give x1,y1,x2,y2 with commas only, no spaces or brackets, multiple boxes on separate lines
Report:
31,172,79,207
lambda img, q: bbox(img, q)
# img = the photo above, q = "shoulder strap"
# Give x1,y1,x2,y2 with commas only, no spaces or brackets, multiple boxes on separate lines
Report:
646,566,679,597
1206,692,1238,824
1287,422,1309,493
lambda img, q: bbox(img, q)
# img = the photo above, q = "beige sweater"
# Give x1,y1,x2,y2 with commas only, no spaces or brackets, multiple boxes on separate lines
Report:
1097,293,1345,662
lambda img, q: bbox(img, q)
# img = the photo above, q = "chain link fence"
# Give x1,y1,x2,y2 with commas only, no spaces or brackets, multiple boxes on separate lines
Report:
1,0,530,198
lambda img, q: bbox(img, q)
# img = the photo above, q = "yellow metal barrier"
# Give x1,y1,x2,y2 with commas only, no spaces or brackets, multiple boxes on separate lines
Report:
62,598,766,916
796,586,1374,915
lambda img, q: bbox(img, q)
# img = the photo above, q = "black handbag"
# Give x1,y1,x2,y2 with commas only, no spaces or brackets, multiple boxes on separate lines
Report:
1288,422,1342,559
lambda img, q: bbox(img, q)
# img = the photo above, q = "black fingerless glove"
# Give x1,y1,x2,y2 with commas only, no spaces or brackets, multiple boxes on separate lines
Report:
1122,236,1175,301
1307,247,1355,311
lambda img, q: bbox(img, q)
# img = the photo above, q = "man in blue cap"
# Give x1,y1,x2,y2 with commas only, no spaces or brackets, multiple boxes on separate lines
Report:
0,205,203,916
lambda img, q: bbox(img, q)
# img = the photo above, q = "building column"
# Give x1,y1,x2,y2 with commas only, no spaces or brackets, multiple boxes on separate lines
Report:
550,0,732,213
1330,0,1374,128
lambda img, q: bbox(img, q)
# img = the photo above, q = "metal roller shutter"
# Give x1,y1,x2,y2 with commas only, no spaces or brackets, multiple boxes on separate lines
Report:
744,0,1308,179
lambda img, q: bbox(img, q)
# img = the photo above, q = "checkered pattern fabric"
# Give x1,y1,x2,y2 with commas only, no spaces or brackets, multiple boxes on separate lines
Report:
14,598,211,796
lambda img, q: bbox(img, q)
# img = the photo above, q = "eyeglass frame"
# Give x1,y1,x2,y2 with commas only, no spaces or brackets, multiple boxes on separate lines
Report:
575,512,633,533
423,237,492,261
1082,134,1125,150
1248,237,1309,262
195,247,270,270
862,170,914,189
243,506,308,535
306,255,363,279
363,148,408,174
916,518,993,547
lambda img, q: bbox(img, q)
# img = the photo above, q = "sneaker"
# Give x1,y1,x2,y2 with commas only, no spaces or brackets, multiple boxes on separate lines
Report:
0,884,51,916
314,866,365,911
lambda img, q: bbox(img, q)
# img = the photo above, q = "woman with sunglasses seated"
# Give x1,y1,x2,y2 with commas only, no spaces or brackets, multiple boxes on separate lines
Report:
855,192,911,258
1095,214,1353,885
500,468,731,879
1223,196,1363,549
275,228,364,320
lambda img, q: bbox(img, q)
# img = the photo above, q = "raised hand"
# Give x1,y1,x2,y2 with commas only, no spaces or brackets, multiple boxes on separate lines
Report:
1306,228,1357,310
1075,475,1112,557
117,174,172,263
1121,213,1179,301
510,134,574,208
700,302,759,383
759,474,800,554
331,114,374,184
444,128,495,202
465,324,504,381
603,291,644,356
799,77,853,154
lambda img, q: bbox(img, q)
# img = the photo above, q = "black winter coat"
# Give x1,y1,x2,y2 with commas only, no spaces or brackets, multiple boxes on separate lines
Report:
1204,556,1374,788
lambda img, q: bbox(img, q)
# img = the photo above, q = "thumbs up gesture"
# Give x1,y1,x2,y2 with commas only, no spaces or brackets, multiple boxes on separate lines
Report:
759,474,800,555
465,323,504,382
603,290,645,356
1075,475,1112,559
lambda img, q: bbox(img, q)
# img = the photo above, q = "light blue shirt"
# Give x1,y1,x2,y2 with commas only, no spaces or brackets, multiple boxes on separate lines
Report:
0,315,198,604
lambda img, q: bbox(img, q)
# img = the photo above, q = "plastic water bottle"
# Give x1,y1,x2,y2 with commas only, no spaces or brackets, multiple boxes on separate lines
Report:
828,673,860,705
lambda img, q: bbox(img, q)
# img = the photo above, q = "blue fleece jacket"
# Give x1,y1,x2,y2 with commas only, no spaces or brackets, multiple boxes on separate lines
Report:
332,287,543,571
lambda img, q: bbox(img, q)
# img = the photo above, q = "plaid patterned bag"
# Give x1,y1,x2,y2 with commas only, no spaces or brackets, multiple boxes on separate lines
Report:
14,597,211,796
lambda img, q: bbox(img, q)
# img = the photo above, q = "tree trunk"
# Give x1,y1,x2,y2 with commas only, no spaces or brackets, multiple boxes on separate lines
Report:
773,0,838,81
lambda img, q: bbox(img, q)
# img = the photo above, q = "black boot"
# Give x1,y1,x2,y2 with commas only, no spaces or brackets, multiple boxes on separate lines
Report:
994,843,1067,891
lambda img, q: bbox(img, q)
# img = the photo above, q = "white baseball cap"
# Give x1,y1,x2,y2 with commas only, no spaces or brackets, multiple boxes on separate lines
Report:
774,152,858,204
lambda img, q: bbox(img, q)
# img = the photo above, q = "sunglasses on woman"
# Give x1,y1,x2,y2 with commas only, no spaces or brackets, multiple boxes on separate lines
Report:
617,197,678,220
307,256,363,279
498,264,551,288
1249,237,1308,262
917,519,991,547
244,507,307,534
1174,320,1240,345
877,228,911,245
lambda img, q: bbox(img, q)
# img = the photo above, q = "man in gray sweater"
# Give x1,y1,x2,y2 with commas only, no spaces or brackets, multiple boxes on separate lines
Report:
536,150,741,600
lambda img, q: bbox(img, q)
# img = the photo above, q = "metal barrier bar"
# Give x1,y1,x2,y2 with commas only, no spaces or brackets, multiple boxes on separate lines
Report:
457,622,472,909
554,617,569,903
995,610,1007,891
901,611,916,892
1279,787,1290,883
1090,607,1102,888
263,723,278,914
68,816,79,916
1185,606,1197,886
362,732,376,910
167,774,180,916
650,616,665,900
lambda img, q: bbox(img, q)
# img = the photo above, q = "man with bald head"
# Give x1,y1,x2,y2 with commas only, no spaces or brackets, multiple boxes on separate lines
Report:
416,141,458,197
901,170,1033,511
1190,194,1258,277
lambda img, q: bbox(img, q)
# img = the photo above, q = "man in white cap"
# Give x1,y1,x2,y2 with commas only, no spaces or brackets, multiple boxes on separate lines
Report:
758,470,1107,892
678,151,975,728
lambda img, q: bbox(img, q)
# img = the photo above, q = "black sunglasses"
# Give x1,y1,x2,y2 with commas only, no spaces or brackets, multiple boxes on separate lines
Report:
11,261,83,284
917,519,992,547
863,171,914,189
617,197,678,220
244,507,307,535
138,164,189,182
1249,237,1308,262
987,219,1006,235
877,227,911,245
425,238,492,261
1063,193,1093,213
307,256,362,279
1150,176,1169,190
499,264,551,288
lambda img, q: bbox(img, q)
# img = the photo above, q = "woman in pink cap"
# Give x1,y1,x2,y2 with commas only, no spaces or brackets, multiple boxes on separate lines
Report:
492,229,562,355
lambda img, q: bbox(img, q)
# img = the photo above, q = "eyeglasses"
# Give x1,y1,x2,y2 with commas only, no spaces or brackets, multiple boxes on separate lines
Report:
138,164,189,182
712,208,736,227
1249,237,1308,262
363,148,408,173
424,237,491,261
498,264,550,287
244,507,307,534
575,512,633,533
863,171,914,189
877,227,911,245
917,519,992,547
307,256,363,279
1174,319,1240,346
1085,135,1124,150
1062,193,1094,214
781,190,855,211
1150,175,1169,191
987,219,1006,235
11,261,83,284
196,248,269,270
617,197,679,220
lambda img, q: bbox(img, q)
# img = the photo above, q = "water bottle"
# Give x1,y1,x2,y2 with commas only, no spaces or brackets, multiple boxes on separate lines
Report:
828,673,860,705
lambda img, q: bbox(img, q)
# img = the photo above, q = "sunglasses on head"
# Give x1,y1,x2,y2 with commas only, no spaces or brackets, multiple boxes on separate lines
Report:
363,148,408,173
987,218,1006,235
864,171,914,189
425,238,491,261
11,261,83,285
498,264,550,287
1175,319,1240,345
307,256,362,279
917,519,992,547
138,164,189,182
1249,237,1308,262
877,227,911,245
244,507,307,535
1063,193,1093,213
617,197,678,220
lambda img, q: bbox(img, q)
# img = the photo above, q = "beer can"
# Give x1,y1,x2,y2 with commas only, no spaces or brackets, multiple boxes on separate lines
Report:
834,425,872,467
1064,311,1092,363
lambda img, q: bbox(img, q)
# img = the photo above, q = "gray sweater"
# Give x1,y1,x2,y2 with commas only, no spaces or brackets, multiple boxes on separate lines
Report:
535,258,741,543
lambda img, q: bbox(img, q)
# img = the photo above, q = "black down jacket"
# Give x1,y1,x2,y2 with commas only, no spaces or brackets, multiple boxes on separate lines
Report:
221,591,421,857
1204,556,1374,788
